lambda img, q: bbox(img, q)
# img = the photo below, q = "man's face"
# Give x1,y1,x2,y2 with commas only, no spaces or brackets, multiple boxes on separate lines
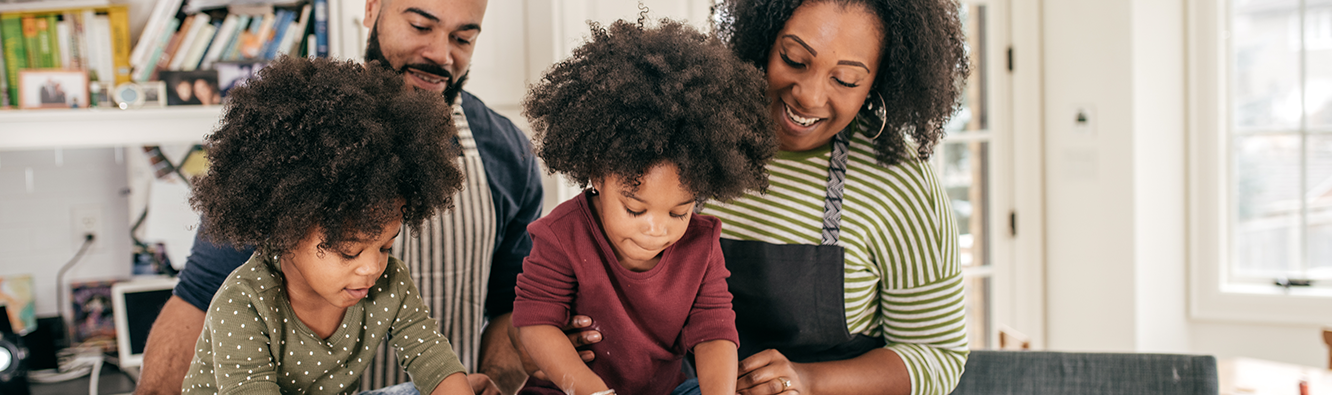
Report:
363,0,486,103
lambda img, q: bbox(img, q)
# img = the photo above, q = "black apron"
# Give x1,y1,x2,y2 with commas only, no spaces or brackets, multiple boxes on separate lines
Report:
723,129,885,363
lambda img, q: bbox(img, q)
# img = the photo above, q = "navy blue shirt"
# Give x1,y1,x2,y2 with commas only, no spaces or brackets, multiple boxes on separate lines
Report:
174,91,542,320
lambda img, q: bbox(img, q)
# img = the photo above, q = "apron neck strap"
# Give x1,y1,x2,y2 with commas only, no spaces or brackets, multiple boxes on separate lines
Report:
821,128,851,246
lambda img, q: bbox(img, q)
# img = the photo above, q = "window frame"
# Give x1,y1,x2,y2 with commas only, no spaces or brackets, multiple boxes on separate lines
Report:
1188,0,1332,326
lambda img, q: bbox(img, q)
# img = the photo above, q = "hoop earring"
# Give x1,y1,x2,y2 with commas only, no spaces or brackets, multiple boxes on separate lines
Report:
863,91,888,140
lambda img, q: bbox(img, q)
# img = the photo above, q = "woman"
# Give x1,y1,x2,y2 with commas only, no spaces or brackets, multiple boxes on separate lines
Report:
700,0,971,394
516,1,969,393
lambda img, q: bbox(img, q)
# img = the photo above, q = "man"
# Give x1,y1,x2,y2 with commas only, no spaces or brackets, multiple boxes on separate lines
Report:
136,0,541,393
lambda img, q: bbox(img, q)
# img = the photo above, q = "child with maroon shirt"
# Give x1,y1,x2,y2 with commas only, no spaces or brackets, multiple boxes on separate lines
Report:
511,18,778,395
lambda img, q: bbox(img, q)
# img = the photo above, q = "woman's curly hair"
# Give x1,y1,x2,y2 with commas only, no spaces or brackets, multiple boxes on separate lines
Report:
191,56,464,255
715,0,968,165
524,18,778,202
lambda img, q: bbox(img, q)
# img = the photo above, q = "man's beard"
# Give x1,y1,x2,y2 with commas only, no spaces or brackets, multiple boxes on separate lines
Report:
364,22,469,105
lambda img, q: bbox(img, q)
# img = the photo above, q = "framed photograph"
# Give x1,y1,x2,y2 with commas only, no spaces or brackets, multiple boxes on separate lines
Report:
160,69,221,106
140,81,167,108
216,61,268,101
112,82,166,109
18,69,89,109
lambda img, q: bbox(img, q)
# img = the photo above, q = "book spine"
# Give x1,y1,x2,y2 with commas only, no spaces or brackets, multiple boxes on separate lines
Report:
168,14,205,70
56,14,71,69
261,9,292,60
39,14,56,68
2,14,26,106
130,0,183,70
180,21,215,71
313,0,326,57
283,4,312,56
240,12,273,59
106,6,131,84
135,16,178,82
91,14,114,84
148,16,186,80
21,15,38,68
220,15,250,63
199,13,237,70
0,24,7,107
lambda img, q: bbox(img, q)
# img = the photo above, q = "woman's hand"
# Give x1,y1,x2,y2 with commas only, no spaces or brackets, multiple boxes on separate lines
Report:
508,314,602,381
737,349,809,395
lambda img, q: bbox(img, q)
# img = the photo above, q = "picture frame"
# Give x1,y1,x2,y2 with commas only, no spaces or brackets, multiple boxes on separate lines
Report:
112,81,166,109
160,69,221,106
18,69,90,109
216,61,268,101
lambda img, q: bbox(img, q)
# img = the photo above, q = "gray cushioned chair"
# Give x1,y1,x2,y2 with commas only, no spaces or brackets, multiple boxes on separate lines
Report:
950,350,1218,395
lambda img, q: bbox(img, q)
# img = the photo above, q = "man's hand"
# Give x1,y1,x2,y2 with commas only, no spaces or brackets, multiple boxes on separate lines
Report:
508,314,602,381
467,373,502,395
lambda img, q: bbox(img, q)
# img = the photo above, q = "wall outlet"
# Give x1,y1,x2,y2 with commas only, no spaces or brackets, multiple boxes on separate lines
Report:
71,204,102,250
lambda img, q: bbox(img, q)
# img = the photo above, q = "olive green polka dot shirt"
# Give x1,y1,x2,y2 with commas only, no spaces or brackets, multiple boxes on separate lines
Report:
181,254,465,395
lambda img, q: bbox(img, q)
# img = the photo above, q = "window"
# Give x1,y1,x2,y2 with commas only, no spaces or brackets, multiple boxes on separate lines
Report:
1190,0,1332,324
1229,0,1332,289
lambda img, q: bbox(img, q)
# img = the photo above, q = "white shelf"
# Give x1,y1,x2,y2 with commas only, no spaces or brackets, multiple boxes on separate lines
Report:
0,107,223,150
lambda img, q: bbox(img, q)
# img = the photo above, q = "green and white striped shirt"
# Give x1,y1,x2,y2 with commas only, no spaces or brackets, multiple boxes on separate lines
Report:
702,132,969,395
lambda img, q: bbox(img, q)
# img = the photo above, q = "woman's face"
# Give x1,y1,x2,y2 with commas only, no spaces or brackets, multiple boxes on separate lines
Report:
591,162,695,272
765,1,882,152
282,215,402,309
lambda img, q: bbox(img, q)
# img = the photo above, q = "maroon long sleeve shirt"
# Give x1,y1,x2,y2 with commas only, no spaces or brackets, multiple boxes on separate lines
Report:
513,192,738,395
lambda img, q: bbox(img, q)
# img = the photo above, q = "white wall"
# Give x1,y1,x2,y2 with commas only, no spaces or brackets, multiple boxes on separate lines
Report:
1039,0,1327,367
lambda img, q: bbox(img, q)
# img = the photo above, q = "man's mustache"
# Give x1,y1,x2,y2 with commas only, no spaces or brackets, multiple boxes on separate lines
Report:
400,63,453,84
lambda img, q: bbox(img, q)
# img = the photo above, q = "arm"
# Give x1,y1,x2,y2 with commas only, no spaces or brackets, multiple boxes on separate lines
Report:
693,340,738,395
476,313,522,395
135,296,204,395
202,284,281,394
430,372,474,395
516,325,608,395
386,262,468,395
137,226,254,395
479,113,544,395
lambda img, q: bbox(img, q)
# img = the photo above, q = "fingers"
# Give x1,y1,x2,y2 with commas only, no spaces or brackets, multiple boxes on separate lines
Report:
737,350,802,395
566,329,602,348
562,315,593,331
466,373,502,395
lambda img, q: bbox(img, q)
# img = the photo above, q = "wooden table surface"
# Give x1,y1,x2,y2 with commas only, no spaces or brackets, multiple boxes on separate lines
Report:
1220,357,1332,395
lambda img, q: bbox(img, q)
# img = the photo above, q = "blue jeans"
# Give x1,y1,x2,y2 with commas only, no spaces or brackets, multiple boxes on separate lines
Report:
359,382,417,395
672,378,701,395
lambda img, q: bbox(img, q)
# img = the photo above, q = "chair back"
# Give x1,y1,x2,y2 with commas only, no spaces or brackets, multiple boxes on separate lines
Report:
950,350,1218,395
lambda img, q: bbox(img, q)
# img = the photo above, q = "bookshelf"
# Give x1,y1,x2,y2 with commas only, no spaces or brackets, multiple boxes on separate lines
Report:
0,0,345,152
0,106,221,150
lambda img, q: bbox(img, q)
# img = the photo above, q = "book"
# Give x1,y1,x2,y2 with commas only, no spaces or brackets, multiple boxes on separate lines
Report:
39,14,57,68
168,13,208,71
225,15,261,61
239,11,273,59
21,15,38,68
105,6,131,84
1,14,25,106
261,8,293,60
179,21,216,71
90,13,115,83
0,30,6,108
56,14,71,69
199,13,239,70
313,0,326,57
217,14,250,64
149,16,188,80
135,16,178,82
280,4,312,56
130,0,184,71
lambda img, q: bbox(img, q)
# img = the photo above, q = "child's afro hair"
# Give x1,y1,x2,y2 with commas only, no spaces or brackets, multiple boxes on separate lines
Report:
715,0,969,165
190,56,464,255
523,18,778,202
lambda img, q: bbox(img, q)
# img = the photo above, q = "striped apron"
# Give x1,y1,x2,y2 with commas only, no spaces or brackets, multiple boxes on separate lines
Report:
359,99,498,390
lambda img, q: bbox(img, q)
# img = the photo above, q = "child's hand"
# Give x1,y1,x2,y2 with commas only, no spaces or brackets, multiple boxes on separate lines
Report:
511,314,602,381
